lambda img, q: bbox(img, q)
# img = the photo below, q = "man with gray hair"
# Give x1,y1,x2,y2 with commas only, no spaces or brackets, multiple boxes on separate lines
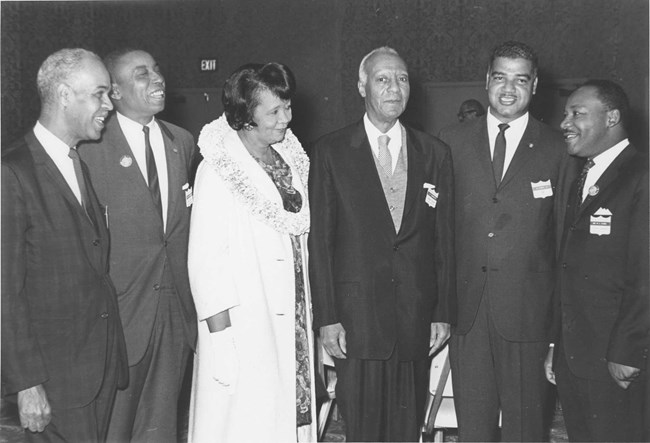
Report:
309,46,455,441
1,48,127,442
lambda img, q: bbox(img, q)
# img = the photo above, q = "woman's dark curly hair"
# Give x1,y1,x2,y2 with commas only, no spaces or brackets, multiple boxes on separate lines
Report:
222,62,296,131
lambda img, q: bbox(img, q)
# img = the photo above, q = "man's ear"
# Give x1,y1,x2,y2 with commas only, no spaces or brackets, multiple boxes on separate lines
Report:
606,109,621,128
358,80,366,98
110,83,121,100
532,76,538,95
58,83,71,108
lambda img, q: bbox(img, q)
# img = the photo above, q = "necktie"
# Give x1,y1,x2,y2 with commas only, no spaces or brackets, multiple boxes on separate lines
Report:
378,134,392,176
576,158,595,208
68,147,95,226
492,123,509,186
143,126,163,221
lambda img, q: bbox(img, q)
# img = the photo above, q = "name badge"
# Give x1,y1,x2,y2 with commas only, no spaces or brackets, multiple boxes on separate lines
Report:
531,179,553,199
423,183,438,208
590,207,612,236
182,183,193,207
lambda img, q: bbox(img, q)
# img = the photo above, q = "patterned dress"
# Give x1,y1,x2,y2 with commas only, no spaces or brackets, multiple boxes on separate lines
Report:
255,147,312,426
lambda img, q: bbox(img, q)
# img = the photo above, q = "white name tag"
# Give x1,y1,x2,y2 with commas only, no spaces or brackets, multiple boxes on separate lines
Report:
531,179,553,199
183,183,193,207
590,208,612,236
423,183,438,208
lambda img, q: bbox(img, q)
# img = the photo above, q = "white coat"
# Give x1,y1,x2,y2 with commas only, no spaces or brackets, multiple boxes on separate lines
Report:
187,129,316,443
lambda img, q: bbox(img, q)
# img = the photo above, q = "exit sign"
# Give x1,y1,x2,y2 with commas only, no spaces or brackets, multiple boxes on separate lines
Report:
200,59,218,72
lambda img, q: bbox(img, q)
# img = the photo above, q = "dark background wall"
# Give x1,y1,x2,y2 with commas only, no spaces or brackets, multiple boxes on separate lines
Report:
2,0,648,147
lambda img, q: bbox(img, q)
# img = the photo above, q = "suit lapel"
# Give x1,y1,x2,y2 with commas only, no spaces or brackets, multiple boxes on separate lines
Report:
499,119,537,189
107,117,165,232
399,126,424,227
472,118,496,187
349,121,396,235
556,155,582,252
577,144,635,219
26,132,103,270
106,118,150,189
159,120,182,230
26,132,85,216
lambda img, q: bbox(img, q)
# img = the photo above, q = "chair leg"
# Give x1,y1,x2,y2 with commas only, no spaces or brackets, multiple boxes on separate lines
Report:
434,429,443,443
318,399,333,440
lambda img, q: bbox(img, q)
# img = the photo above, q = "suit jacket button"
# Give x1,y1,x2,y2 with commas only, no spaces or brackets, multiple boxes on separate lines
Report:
93,239,100,246
100,312,109,319
393,245,399,251
488,232,495,238
481,266,487,272
153,284,160,291
492,197,498,203
163,240,168,247
562,263,567,269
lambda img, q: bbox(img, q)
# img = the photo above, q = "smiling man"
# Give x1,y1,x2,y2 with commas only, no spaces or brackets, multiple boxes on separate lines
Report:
546,80,648,442
438,41,565,441
79,49,197,443
309,47,455,441
2,48,127,442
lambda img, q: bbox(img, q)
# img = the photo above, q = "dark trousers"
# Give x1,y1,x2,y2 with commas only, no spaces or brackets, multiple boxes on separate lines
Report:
450,294,551,442
334,346,429,442
555,343,647,442
27,320,121,443
107,289,190,443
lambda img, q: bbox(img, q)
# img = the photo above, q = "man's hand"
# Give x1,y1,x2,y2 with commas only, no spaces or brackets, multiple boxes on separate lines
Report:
17,385,51,433
321,323,347,359
544,346,556,385
429,322,450,355
608,361,641,389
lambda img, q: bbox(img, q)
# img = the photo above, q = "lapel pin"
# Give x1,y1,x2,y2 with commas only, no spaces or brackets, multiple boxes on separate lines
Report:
119,155,133,167
588,185,599,197
528,143,534,148
172,148,179,153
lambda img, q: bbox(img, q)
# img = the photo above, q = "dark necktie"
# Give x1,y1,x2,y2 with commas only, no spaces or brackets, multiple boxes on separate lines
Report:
492,123,509,186
68,147,95,226
143,126,163,221
575,158,595,211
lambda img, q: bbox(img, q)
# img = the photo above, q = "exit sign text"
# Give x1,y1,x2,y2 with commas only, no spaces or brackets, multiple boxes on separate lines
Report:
200,59,217,72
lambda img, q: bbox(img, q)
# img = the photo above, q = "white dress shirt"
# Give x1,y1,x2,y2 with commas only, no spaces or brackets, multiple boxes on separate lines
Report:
34,121,83,204
486,110,529,179
364,114,403,174
117,112,169,229
582,138,629,202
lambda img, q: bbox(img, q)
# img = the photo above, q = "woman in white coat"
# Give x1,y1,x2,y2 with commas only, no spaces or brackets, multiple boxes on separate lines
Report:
187,63,316,442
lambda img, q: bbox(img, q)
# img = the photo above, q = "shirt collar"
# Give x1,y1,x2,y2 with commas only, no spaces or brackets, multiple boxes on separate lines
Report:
34,121,74,154
591,138,629,167
116,112,157,132
486,109,529,133
363,113,401,147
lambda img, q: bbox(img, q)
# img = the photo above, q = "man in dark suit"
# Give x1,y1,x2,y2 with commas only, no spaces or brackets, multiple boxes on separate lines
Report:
309,46,455,442
438,41,564,441
544,80,648,442
1,48,127,442
79,49,197,443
